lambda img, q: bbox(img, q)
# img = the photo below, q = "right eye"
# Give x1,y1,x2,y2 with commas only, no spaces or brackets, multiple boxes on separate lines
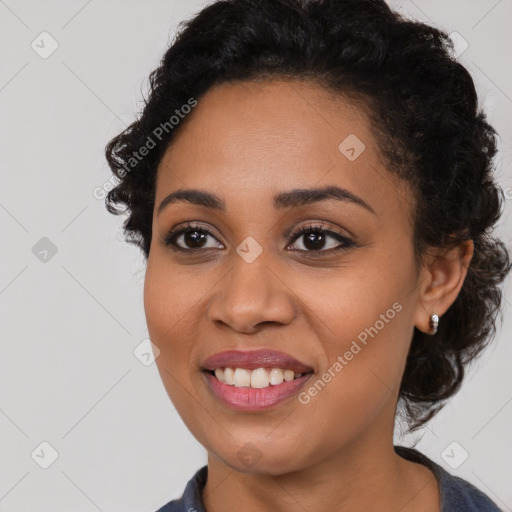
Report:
164,222,224,251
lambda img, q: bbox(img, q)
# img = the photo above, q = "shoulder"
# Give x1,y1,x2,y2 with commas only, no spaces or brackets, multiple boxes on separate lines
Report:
395,446,503,512
439,468,503,512
153,465,208,512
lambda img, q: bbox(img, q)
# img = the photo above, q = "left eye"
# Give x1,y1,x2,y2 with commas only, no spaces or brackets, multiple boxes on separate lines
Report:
287,224,354,252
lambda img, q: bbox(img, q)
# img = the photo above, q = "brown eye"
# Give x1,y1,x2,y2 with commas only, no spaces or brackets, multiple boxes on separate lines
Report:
164,223,223,251
287,224,355,253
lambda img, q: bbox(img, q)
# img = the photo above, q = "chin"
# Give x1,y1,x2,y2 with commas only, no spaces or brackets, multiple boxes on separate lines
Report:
208,438,308,475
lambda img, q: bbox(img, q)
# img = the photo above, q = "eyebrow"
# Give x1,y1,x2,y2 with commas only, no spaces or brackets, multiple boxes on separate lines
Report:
157,185,376,215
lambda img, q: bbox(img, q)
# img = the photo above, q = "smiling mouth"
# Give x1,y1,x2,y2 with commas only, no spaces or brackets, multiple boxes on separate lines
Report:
205,367,314,388
201,349,315,409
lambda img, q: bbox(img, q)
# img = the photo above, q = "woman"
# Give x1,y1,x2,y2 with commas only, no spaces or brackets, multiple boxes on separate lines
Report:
104,0,511,510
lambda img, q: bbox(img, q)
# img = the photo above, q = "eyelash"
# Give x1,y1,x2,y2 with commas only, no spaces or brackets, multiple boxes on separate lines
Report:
164,222,355,255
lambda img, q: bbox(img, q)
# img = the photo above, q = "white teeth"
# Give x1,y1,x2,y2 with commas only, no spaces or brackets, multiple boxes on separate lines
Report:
283,370,295,382
251,368,270,388
211,367,306,387
223,367,235,385
269,368,284,385
233,368,251,387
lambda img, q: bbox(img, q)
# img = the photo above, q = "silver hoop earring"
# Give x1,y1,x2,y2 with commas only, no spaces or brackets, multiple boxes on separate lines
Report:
429,314,439,335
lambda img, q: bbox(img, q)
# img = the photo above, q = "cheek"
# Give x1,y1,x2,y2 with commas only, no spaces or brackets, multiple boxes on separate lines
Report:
299,294,409,413
143,258,203,345
143,260,204,392
288,255,415,425
284,301,411,468
143,262,212,437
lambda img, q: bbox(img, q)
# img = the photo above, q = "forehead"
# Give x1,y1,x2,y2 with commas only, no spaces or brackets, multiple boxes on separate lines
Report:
155,79,411,216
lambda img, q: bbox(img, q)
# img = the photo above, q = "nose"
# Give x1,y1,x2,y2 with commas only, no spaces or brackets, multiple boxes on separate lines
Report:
207,253,296,334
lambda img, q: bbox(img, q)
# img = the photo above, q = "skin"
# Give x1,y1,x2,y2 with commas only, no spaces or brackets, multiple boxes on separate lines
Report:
144,79,473,512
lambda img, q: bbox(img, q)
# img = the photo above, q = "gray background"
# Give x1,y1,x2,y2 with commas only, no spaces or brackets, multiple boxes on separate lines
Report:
1,1,511,511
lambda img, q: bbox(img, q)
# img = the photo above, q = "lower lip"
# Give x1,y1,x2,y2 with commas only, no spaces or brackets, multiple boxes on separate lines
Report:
203,371,313,411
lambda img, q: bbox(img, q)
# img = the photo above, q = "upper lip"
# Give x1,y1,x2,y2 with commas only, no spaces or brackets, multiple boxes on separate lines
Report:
202,349,314,373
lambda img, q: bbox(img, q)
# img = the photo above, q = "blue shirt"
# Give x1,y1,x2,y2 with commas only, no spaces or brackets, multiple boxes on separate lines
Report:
155,446,502,511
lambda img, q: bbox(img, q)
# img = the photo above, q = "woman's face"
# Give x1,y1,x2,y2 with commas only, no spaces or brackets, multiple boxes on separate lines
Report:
144,79,425,474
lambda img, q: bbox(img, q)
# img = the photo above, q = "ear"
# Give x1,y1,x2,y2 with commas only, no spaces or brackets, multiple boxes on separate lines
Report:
413,239,474,334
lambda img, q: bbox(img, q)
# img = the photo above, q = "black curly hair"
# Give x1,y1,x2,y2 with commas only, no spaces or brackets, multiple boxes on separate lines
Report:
104,0,511,431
